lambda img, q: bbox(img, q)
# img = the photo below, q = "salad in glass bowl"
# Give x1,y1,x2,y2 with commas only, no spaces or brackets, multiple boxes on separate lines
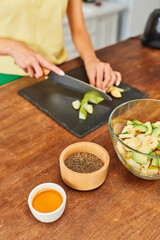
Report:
109,99,160,180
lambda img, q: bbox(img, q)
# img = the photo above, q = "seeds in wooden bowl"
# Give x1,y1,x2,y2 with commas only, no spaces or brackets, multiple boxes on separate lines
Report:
64,152,104,173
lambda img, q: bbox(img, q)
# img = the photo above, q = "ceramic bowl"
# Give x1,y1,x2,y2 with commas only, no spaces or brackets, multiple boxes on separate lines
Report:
28,183,66,223
59,142,110,191
109,99,160,180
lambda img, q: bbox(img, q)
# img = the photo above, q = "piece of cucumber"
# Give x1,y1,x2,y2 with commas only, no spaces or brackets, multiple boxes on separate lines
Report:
133,120,142,125
151,158,159,167
79,107,87,120
134,124,148,133
152,127,160,141
85,92,104,104
72,100,81,110
84,104,93,114
144,121,152,135
127,120,134,126
80,96,88,108
126,151,132,158
132,145,152,165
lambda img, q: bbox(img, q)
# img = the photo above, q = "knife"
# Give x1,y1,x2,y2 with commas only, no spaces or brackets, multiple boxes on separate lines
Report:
48,71,112,101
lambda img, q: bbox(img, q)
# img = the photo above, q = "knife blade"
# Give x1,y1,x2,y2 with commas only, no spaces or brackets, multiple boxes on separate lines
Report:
48,71,112,101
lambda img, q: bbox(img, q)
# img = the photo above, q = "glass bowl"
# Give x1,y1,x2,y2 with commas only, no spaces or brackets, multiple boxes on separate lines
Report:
109,99,160,180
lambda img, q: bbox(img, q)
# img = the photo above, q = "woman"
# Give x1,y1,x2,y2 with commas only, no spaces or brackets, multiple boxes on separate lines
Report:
0,0,121,90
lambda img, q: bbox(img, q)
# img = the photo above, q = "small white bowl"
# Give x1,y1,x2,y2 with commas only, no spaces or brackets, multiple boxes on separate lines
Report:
28,183,66,223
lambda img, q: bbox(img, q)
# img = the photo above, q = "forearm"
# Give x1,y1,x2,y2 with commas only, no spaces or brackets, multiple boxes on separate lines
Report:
0,38,15,56
72,29,99,65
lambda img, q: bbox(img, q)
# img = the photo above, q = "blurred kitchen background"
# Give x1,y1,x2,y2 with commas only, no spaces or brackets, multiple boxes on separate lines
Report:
64,0,160,60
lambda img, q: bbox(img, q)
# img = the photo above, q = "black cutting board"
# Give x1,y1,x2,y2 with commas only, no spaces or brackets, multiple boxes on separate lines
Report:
18,65,148,138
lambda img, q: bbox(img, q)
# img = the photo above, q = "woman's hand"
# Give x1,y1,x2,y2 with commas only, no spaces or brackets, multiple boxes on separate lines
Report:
1,39,64,78
84,59,122,91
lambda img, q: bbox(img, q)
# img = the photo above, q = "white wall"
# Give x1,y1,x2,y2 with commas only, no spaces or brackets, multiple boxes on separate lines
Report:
105,0,160,40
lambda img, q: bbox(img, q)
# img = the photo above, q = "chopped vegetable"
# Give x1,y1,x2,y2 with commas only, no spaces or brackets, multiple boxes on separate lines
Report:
72,91,104,120
72,100,81,110
117,119,160,176
79,107,87,120
84,104,93,114
106,86,124,98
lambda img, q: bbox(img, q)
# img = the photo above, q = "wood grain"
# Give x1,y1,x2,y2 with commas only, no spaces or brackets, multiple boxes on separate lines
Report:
0,37,160,240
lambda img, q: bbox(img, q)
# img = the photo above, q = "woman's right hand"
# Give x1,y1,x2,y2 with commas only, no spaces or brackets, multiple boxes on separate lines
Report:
1,39,64,78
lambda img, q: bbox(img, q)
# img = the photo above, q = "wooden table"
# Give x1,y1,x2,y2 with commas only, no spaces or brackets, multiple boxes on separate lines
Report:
0,37,160,240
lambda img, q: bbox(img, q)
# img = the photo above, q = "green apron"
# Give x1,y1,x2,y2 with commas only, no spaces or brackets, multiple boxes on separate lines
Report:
0,73,24,86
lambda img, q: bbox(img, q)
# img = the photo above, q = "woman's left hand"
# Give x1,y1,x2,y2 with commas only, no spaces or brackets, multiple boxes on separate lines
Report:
84,59,122,91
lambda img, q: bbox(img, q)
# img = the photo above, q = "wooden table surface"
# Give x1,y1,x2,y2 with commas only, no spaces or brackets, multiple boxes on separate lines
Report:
0,37,160,240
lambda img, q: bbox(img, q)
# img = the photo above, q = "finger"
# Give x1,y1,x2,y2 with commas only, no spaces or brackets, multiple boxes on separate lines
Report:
115,71,122,86
37,55,64,76
23,68,28,73
107,71,117,88
27,65,35,78
95,63,104,89
86,70,96,87
31,60,43,78
101,63,112,90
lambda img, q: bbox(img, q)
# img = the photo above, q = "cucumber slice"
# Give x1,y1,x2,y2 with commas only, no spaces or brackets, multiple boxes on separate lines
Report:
84,104,93,114
121,131,129,134
144,122,152,135
134,124,148,133
133,120,142,125
132,145,152,165
126,151,132,158
79,107,87,120
148,151,153,161
126,158,141,170
151,158,159,167
85,92,104,104
127,120,134,126
80,96,88,108
152,122,160,128
72,100,81,110
152,123,158,129
152,127,160,141
141,161,150,175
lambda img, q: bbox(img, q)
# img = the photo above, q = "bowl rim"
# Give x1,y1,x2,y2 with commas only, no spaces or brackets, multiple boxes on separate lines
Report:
108,98,160,160
59,141,110,176
28,183,66,216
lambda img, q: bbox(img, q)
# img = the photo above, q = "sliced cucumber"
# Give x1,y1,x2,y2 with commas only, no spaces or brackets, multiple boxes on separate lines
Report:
152,127,160,141
132,145,152,165
144,121,152,135
152,122,160,128
151,158,159,167
126,151,132,158
121,131,129,134
84,104,93,114
79,107,87,120
126,158,141,170
134,124,148,133
86,92,104,104
127,120,133,126
133,120,142,125
72,100,81,110
80,96,88,108
141,161,150,175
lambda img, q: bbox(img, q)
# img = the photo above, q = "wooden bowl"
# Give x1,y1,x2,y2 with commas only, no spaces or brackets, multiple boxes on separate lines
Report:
59,142,110,191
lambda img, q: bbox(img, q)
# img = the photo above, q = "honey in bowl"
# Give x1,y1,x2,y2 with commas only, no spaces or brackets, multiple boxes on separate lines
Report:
32,188,63,213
